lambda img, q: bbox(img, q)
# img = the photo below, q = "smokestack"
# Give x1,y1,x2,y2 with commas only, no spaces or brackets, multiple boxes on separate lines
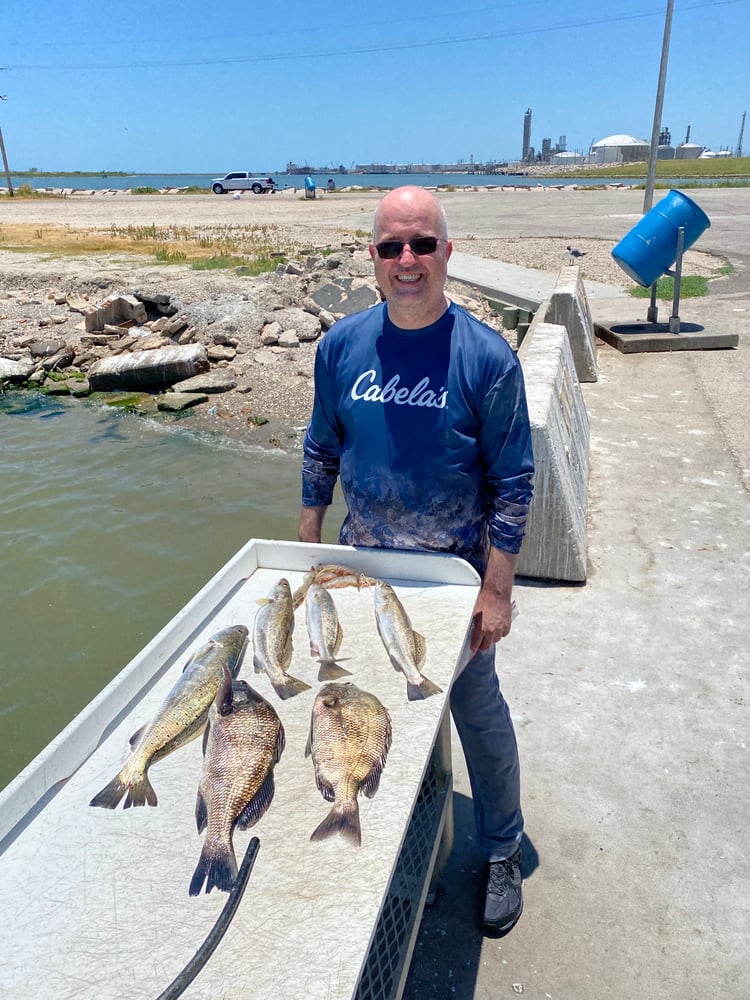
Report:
522,108,532,162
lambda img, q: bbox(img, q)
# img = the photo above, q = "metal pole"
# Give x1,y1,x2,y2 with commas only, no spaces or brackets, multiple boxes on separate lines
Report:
643,0,674,215
669,226,685,334
644,0,674,323
0,126,13,196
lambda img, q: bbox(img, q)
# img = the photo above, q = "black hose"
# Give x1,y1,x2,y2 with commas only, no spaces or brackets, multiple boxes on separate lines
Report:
155,837,260,1000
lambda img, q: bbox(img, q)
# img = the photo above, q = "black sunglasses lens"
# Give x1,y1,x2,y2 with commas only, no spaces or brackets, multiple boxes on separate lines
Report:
410,237,439,255
376,241,403,259
375,237,439,259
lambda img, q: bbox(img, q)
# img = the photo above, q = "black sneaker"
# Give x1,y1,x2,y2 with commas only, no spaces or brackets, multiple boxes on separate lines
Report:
480,848,523,935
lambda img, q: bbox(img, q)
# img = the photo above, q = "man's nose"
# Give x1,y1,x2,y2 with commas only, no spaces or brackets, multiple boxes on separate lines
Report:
397,242,418,261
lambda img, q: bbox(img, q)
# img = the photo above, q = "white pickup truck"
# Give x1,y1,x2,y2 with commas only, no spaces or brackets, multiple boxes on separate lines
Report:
211,172,277,195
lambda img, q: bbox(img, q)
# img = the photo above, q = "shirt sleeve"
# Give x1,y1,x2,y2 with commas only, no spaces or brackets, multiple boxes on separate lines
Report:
301,343,343,508
479,359,535,554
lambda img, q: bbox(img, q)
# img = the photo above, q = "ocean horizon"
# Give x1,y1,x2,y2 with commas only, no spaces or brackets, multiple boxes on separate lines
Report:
6,170,641,192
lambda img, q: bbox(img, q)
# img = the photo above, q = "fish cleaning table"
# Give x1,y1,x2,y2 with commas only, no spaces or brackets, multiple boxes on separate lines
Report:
0,540,480,1000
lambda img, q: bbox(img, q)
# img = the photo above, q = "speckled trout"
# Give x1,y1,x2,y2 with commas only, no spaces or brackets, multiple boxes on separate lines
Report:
190,666,285,895
372,581,442,701
306,682,392,846
89,625,249,809
304,582,352,681
253,577,310,699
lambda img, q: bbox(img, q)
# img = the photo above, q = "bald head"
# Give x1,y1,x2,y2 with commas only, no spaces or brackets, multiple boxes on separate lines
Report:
369,185,453,329
372,186,448,243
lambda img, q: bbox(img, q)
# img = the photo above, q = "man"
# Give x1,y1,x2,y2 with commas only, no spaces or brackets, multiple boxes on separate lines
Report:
299,186,534,935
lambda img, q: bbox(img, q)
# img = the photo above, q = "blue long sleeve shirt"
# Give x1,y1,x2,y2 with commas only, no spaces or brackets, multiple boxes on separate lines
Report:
302,302,534,574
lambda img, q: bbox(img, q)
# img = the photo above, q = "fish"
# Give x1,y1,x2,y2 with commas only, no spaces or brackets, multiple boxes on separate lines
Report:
253,577,311,699
292,563,373,609
190,666,285,895
305,682,392,846
304,582,352,681
372,581,442,701
89,624,249,809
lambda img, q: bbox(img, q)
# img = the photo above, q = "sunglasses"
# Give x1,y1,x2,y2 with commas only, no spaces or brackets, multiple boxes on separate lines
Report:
374,236,446,260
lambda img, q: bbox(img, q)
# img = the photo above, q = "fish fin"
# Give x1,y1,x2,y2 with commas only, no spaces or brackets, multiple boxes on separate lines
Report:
128,724,147,749
89,773,129,809
236,772,276,830
412,631,428,668
310,800,361,846
89,766,157,809
195,790,208,833
315,774,336,803
271,674,311,700
406,674,443,701
215,663,234,715
317,659,353,681
362,758,388,799
252,654,265,675
122,771,158,808
189,842,238,896
275,723,286,762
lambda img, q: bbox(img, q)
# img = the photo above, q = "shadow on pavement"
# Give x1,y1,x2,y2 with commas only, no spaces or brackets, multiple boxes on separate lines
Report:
402,792,539,998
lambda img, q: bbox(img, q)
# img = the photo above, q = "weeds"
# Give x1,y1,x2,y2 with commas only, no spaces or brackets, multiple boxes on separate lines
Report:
629,275,709,299
154,247,188,263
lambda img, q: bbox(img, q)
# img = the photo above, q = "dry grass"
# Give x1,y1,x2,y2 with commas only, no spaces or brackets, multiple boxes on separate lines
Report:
0,221,299,262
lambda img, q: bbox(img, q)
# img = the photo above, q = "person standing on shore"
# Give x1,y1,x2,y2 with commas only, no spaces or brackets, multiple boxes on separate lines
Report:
298,185,534,935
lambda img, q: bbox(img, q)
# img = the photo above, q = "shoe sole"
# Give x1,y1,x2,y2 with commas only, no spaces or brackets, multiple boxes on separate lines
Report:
480,897,523,936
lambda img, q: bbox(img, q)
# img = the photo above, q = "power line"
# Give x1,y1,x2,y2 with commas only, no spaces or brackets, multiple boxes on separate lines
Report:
6,0,745,72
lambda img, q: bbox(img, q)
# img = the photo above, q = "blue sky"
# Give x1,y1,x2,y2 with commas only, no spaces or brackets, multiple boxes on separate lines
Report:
1,0,747,173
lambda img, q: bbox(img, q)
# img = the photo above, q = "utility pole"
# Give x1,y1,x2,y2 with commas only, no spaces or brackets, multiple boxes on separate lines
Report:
643,0,674,215
0,81,11,195
643,0,674,323
0,125,12,196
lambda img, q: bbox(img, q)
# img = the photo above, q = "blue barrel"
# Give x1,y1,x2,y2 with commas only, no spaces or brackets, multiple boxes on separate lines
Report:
611,189,710,287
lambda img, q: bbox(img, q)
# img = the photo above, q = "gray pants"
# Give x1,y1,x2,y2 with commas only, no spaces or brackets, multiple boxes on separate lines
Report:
450,646,523,862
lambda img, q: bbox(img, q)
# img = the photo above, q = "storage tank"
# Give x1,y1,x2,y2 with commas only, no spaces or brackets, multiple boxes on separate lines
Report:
589,134,650,164
675,143,703,160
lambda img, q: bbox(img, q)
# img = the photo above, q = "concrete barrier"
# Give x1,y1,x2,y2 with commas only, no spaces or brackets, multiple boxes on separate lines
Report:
84,295,147,333
517,320,589,582
534,265,598,383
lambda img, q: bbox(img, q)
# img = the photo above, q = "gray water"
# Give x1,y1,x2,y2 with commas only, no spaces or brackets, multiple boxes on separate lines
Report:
0,391,344,791
9,170,645,191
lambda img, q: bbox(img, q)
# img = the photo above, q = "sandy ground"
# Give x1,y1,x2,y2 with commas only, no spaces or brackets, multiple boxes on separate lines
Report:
1,186,738,450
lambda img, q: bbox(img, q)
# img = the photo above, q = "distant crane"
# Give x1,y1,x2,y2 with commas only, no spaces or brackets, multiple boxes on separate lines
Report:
736,111,746,158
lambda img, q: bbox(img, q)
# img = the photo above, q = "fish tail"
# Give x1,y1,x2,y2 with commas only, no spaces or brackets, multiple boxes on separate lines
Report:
406,675,443,701
317,659,353,681
188,841,238,896
271,674,312,700
310,799,361,846
89,766,157,809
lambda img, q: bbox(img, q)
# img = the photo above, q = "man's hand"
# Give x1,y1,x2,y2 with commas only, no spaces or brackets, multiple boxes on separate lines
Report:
470,547,517,652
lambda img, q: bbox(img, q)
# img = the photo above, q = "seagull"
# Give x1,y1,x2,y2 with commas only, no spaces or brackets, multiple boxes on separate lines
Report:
566,245,586,265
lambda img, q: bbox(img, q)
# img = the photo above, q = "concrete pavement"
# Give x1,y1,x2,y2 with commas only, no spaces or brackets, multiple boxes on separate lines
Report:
404,244,749,998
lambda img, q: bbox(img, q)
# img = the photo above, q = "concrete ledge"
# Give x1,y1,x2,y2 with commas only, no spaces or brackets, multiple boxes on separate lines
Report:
517,320,589,582
536,265,598,382
594,319,739,353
